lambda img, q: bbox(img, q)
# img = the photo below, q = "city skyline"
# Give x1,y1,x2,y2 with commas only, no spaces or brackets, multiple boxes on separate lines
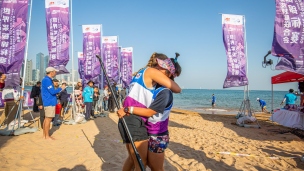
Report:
24,52,79,85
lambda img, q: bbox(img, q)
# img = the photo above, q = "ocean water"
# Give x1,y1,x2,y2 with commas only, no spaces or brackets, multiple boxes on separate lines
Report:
25,86,290,113
172,89,288,113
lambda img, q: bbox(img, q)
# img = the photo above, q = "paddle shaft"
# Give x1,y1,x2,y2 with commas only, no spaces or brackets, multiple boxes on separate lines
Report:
96,55,145,171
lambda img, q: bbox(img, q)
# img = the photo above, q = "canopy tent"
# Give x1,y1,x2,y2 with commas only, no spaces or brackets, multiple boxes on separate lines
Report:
271,71,304,84
270,71,304,112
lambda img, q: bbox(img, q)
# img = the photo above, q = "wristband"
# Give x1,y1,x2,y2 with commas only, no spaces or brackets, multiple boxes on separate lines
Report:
130,106,134,114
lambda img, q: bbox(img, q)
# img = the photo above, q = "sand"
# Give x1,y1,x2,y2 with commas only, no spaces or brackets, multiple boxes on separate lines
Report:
0,108,304,171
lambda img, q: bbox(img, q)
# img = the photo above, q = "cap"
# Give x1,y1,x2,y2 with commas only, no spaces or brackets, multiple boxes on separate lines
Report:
53,78,59,82
156,58,176,77
256,98,260,101
46,67,59,72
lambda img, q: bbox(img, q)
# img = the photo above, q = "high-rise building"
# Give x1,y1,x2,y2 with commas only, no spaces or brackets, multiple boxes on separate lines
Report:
32,69,40,82
25,60,32,83
36,53,44,80
44,55,49,70
74,70,79,82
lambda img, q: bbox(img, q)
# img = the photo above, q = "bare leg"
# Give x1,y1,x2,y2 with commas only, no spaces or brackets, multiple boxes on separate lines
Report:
43,117,55,140
122,144,135,171
147,150,165,171
127,140,148,171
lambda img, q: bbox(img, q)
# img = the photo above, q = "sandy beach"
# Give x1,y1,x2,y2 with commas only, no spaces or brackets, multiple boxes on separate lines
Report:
0,108,304,171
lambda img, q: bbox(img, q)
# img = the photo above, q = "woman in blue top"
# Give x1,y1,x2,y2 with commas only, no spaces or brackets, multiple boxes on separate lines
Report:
82,80,94,120
280,89,298,110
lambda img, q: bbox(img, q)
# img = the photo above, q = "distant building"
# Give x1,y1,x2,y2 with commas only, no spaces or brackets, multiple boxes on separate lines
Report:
25,60,33,83
36,53,44,80
32,69,40,82
44,55,49,71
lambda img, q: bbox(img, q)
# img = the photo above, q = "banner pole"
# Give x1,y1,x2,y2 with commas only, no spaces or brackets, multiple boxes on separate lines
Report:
243,15,249,99
15,0,34,130
70,0,75,120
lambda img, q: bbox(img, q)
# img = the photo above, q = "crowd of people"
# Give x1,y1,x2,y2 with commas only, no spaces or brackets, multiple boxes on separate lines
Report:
2,51,303,170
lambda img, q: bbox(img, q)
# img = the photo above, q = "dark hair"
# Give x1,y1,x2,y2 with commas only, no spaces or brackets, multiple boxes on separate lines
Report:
37,81,41,85
0,72,3,78
62,82,67,85
289,89,294,93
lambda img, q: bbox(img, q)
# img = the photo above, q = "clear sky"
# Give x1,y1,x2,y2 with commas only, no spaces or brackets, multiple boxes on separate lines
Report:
26,0,298,91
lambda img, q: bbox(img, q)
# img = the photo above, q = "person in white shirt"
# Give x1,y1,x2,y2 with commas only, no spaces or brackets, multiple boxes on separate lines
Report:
103,85,109,111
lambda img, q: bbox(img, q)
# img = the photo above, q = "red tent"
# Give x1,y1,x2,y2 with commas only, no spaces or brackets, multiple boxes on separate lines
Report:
270,71,304,112
271,71,304,84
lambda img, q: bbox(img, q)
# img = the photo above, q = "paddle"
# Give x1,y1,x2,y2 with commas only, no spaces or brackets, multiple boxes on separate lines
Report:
96,55,145,171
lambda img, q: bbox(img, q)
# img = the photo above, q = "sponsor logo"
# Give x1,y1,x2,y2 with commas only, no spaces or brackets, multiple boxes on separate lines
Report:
135,73,141,79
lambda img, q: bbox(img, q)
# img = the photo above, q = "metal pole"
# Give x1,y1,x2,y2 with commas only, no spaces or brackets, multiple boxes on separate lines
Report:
96,55,145,171
70,0,75,120
18,0,34,128
244,15,249,99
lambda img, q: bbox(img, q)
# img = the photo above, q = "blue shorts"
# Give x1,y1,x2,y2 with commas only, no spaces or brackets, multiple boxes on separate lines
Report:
148,135,169,153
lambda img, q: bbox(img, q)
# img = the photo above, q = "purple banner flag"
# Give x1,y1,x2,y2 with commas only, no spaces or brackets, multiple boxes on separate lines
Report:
120,47,133,88
0,0,28,86
272,0,304,74
45,0,70,74
23,91,33,107
82,25,102,85
222,14,248,88
102,36,119,86
77,52,84,80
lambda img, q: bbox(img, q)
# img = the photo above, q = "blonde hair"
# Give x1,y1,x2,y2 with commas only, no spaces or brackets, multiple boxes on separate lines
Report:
133,52,168,76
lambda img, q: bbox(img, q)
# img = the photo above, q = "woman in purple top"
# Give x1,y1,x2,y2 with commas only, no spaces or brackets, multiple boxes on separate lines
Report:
117,55,182,171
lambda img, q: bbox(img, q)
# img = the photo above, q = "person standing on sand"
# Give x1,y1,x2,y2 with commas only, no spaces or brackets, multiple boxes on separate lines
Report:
116,52,182,171
256,98,268,113
41,67,66,140
212,94,216,107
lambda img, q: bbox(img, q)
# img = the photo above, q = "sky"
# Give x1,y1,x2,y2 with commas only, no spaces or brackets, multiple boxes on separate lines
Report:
26,0,298,91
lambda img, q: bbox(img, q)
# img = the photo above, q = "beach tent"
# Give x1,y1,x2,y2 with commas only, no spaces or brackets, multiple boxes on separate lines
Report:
270,71,304,111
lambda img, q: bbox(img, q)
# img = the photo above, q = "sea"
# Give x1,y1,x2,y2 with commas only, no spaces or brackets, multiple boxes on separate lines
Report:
25,86,288,114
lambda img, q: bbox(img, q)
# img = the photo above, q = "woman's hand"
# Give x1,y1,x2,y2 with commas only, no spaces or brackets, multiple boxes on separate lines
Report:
117,108,128,118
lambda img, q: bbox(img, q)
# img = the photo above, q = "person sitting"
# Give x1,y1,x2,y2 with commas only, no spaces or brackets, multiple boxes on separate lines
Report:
280,89,298,110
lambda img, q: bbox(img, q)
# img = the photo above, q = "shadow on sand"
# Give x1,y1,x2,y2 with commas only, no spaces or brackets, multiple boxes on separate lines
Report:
91,114,180,170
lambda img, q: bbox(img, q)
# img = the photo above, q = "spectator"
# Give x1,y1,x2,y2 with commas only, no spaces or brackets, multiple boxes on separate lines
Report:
82,80,94,120
0,72,6,91
256,98,268,113
120,87,127,104
37,93,44,129
74,86,83,113
108,82,118,113
280,88,298,110
103,85,109,111
30,81,41,112
59,82,69,119
41,67,65,140
75,81,82,90
92,86,100,118
0,78,22,127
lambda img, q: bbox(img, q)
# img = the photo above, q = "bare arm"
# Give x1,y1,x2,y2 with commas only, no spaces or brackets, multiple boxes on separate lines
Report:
145,68,181,93
117,107,157,118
